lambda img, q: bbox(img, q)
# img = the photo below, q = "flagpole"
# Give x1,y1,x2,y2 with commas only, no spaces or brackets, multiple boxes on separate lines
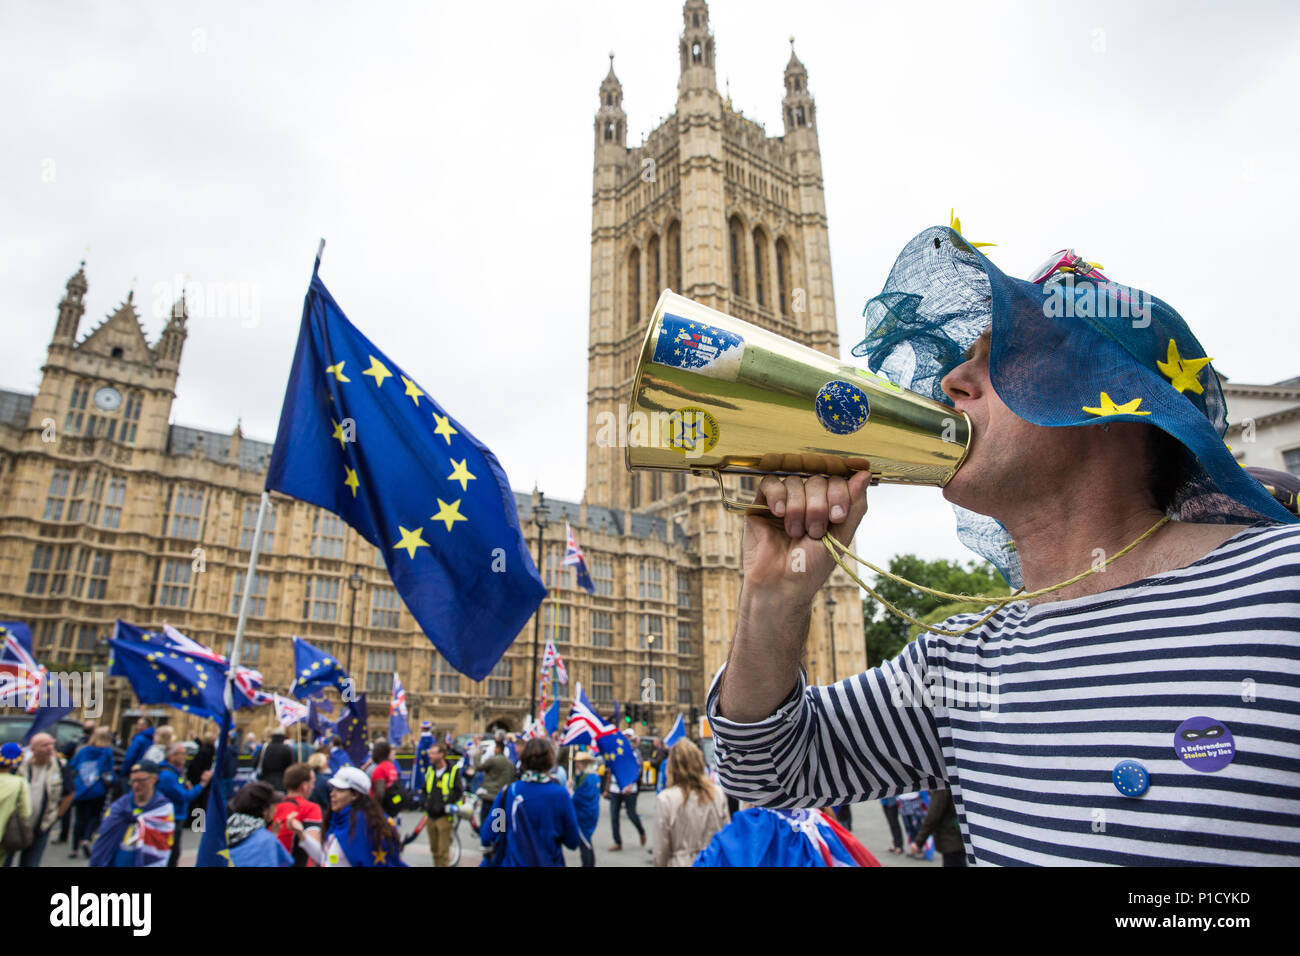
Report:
229,491,270,677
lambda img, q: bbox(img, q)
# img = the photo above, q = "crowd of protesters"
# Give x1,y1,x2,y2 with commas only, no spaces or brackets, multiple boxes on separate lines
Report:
0,714,953,867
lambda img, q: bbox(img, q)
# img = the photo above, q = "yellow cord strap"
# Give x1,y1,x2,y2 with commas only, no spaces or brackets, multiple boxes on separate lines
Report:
819,515,1171,638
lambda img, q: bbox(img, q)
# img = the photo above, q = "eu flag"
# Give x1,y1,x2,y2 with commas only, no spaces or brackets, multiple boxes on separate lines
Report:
109,629,230,723
266,260,546,680
290,635,350,699
598,730,642,791
334,693,370,766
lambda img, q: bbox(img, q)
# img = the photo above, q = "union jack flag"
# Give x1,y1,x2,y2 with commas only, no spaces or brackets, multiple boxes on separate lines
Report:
388,672,410,745
562,522,596,594
125,801,176,867
162,623,273,707
540,637,568,686
561,682,614,747
273,694,309,727
0,622,43,712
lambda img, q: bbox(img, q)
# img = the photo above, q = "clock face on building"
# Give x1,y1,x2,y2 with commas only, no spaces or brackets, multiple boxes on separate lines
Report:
93,386,123,411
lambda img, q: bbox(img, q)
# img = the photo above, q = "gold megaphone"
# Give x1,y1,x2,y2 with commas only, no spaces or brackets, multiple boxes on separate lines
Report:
626,291,971,514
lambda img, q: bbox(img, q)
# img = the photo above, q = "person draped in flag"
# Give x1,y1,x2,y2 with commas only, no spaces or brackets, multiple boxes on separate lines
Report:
388,673,411,746
88,760,174,868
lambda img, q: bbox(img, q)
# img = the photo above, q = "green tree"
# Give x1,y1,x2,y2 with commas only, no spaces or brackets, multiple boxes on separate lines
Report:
860,555,1009,667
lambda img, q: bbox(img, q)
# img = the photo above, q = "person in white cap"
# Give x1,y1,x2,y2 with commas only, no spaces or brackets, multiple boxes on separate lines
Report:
290,765,405,867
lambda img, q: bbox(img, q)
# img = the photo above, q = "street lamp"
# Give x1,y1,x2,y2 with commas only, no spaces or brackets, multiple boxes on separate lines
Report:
346,569,363,674
825,593,837,682
646,631,656,730
528,492,549,719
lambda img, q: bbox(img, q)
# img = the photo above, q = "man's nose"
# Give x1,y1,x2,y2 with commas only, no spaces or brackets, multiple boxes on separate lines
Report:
941,363,976,403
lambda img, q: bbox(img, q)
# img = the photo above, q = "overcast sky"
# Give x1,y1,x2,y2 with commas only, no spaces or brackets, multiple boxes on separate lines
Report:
3,0,1298,572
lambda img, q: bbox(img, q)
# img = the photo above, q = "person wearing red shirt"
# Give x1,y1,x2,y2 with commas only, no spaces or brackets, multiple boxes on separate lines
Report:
271,763,323,867
368,741,400,806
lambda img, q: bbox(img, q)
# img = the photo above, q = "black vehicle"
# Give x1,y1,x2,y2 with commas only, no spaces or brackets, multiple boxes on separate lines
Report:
0,715,125,768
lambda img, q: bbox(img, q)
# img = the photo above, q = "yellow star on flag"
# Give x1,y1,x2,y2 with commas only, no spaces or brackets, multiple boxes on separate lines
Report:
371,847,387,864
1156,339,1212,395
344,466,360,497
325,361,350,383
431,498,467,532
447,459,476,491
362,355,392,388
400,375,424,407
330,418,348,450
1082,392,1151,417
432,413,458,445
393,525,431,559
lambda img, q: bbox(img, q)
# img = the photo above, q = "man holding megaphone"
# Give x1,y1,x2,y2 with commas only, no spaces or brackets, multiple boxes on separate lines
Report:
648,221,1300,866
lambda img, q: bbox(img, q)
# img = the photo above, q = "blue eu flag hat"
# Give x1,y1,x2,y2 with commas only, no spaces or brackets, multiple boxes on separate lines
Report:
853,221,1297,586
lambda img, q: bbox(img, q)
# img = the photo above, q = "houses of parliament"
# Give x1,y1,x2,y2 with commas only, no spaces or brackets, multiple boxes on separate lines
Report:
0,1,866,741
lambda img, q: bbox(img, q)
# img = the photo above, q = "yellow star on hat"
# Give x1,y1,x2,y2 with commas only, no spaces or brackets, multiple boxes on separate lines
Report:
1156,339,1213,395
1082,392,1151,417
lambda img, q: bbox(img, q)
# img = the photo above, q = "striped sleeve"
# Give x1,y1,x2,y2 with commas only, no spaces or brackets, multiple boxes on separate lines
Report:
706,636,949,807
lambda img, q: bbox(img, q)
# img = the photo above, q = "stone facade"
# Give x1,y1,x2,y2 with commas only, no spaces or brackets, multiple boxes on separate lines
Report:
585,0,865,692
0,1,866,744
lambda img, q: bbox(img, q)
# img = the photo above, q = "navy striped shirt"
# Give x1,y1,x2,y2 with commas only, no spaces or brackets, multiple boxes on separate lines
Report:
707,523,1300,865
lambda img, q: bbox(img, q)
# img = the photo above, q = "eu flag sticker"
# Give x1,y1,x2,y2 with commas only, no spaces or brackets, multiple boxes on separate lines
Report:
652,314,744,378
815,380,870,435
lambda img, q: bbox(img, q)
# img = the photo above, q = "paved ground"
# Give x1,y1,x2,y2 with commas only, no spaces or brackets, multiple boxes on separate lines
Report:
34,793,945,868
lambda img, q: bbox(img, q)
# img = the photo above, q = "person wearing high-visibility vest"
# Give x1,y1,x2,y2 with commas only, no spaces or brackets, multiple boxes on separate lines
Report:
422,744,464,867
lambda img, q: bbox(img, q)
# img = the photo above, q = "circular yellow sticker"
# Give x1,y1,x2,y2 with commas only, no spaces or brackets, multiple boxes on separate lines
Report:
664,406,720,456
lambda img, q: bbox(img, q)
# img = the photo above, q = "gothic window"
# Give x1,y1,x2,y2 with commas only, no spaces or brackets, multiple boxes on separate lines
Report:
651,471,662,499
303,576,340,622
370,586,400,629
590,665,614,703
122,392,142,445
544,604,571,645
673,472,685,493
796,106,806,127
592,555,614,597
25,544,53,595
486,658,513,698
795,78,801,92
647,233,661,298
728,217,746,298
753,228,769,308
231,571,268,617
776,238,793,317
629,472,640,509
311,512,345,559
65,382,88,435
157,558,192,608
786,108,794,128
102,477,126,528
365,649,397,695
605,121,614,141
667,221,682,292
240,500,276,552
628,246,642,330
692,41,702,64
677,620,692,656
431,650,460,694
166,486,205,539
43,469,71,520
591,611,614,648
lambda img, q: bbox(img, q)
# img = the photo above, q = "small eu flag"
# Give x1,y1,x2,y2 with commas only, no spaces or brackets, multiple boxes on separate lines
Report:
290,635,350,700
266,256,546,680
109,627,230,723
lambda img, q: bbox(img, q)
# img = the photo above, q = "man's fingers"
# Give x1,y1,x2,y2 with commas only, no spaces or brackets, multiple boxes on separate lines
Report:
756,475,786,517
782,476,806,539
830,468,872,543
804,476,830,540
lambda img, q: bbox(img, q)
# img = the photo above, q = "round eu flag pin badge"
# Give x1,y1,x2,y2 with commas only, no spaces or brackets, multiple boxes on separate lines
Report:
1112,760,1150,797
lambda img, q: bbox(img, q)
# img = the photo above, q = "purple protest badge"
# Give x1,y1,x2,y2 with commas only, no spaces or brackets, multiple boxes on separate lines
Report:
1173,716,1236,773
